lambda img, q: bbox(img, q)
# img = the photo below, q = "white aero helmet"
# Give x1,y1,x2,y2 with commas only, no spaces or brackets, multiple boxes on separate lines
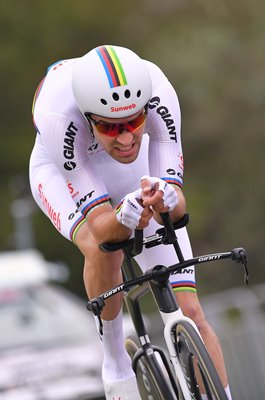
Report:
72,45,152,118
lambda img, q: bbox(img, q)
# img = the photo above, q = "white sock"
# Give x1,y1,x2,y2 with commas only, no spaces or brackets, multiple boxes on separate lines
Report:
225,385,232,400
200,386,232,400
100,310,135,383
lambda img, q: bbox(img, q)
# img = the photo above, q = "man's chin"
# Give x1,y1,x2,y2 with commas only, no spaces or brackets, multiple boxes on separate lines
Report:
111,144,140,163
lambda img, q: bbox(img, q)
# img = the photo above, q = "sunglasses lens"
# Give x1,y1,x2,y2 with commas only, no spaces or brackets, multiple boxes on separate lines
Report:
96,124,111,134
127,113,146,130
105,125,119,137
92,110,147,136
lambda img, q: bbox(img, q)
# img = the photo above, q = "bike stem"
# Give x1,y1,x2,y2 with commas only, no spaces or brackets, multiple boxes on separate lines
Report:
160,212,185,263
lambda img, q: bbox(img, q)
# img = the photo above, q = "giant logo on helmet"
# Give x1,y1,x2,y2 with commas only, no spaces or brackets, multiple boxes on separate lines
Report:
111,103,136,113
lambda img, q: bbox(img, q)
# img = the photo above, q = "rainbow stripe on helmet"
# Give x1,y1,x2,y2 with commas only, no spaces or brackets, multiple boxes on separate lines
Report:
96,46,127,88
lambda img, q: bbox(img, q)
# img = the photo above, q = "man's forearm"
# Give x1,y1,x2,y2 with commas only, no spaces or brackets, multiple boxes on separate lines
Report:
87,206,132,244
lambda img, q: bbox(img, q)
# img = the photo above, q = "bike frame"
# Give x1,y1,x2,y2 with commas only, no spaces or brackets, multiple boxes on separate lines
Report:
123,268,200,400
87,213,248,399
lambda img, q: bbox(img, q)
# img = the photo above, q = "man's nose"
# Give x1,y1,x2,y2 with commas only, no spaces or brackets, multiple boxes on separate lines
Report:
116,129,133,145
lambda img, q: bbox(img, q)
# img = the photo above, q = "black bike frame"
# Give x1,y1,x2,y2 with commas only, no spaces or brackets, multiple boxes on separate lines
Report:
122,263,181,397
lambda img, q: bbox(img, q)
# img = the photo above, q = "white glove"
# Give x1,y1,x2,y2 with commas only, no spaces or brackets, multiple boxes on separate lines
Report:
140,176,179,211
116,189,143,230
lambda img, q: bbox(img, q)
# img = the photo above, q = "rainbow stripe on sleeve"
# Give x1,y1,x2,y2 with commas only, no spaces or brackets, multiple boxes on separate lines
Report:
69,215,87,243
32,77,46,133
161,177,183,189
81,194,110,217
115,199,124,215
32,77,46,115
96,46,127,88
69,194,110,242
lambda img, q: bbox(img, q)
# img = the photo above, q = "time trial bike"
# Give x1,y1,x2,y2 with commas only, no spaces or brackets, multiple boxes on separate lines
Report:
87,212,248,399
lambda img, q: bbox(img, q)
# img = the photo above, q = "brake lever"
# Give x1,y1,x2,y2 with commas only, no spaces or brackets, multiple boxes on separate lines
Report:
231,247,249,285
86,297,105,335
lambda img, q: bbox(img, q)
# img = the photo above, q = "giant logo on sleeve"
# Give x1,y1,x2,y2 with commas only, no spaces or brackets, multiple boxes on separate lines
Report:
64,161,76,171
63,121,78,170
148,97,177,143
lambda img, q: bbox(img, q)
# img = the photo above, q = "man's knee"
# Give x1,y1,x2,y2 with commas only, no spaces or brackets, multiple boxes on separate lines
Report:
75,220,123,273
176,291,208,331
74,221,94,255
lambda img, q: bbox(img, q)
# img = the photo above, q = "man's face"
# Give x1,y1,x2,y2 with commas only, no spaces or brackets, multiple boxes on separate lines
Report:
88,109,147,164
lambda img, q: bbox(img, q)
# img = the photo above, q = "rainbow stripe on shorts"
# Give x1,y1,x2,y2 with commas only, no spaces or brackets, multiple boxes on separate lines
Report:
171,280,197,293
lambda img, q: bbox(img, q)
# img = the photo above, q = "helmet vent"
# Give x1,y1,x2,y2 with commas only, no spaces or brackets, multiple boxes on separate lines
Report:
112,92,119,101
124,90,131,98
100,98,108,105
137,90,142,98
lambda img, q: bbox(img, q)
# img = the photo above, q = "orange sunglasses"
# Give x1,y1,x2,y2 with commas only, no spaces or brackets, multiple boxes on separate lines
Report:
85,107,148,137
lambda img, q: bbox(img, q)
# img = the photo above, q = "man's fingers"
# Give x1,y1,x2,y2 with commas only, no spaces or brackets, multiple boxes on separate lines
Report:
140,177,151,190
137,206,153,229
141,205,152,218
142,189,163,206
140,177,152,200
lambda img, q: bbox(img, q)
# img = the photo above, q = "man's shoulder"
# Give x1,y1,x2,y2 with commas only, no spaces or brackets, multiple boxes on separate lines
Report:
33,58,79,121
143,60,168,82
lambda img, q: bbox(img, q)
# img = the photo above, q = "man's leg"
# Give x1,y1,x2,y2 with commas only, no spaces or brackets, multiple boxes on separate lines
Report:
76,223,124,320
75,223,140,399
29,143,139,398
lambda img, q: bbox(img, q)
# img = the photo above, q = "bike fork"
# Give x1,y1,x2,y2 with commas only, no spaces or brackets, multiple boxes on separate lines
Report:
160,309,202,400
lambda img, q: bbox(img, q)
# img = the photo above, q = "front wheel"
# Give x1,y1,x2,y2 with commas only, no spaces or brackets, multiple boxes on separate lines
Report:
125,335,178,400
175,321,228,400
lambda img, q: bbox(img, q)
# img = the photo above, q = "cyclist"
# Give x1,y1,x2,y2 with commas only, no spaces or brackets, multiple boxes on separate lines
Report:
30,45,232,400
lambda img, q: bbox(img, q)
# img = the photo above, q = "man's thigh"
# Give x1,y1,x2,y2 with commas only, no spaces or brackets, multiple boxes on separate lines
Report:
175,291,205,322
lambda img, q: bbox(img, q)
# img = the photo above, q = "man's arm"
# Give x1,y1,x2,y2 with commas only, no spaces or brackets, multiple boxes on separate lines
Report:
86,204,131,244
86,198,153,244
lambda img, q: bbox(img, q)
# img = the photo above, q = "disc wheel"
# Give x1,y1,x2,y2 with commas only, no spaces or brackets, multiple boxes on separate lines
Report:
175,321,228,400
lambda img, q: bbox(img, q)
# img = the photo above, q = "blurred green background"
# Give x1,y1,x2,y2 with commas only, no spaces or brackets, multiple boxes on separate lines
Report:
1,0,264,298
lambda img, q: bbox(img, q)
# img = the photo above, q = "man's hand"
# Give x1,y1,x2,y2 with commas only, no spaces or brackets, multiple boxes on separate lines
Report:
116,189,153,230
116,176,179,230
140,176,179,213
